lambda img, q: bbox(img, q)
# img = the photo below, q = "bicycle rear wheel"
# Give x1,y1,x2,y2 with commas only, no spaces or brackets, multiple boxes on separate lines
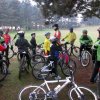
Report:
0,60,8,82
32,62,49,80
69,86,97,100
80,50,90,67
8,48,14,59
18,85,47,100
61,59,76,76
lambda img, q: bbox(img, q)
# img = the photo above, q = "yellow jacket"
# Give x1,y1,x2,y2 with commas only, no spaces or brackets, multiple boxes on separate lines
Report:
43,38,51,54
64,32,76,43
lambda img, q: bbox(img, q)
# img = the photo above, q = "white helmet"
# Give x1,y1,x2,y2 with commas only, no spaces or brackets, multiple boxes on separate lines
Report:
44,32,51,36
17,31,25,34
50,36,57,42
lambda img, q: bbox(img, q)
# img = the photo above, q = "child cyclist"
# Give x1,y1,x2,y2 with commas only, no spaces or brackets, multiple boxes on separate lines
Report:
90,28,100,83
79,30,93,56
49,36,62,80
15,31,31,66
43,32,51,56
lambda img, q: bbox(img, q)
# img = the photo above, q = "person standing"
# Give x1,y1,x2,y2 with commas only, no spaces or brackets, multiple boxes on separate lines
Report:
52,24,61,44
30,33,37,55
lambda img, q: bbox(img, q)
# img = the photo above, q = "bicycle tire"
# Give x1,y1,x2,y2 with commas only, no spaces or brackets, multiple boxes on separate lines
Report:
61,59,76,76
8,48,14,59
68,46,80,57
80,50,90,67
18,85,47,100
32,62,49,80
31,54,45,67
69,86,97,100
0,60,8,82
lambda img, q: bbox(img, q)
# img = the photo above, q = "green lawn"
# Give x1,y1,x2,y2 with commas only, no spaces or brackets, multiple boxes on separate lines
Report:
0,25,99,100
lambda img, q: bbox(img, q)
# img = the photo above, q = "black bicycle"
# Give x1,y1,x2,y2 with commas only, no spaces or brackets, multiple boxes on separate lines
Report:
0,54,8,82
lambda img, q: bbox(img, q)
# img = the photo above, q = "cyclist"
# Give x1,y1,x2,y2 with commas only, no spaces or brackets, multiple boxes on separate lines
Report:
43,32,51,56
15,31,31,66
79,30,93,57
30,33,37,55
52,24,61,44
90,36,100,83
62,27,76,45
2,28,13,64
49,36,62,80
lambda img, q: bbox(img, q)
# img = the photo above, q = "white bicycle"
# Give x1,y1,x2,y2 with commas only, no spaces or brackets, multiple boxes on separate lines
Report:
18,71,97,100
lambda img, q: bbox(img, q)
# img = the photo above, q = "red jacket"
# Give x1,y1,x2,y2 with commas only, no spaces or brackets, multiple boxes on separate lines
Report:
54,30,61,40
0,44,6,51
3,34,11,45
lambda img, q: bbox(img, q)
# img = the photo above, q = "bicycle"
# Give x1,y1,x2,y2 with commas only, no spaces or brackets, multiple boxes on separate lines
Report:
61,41,80,58
18,71,97,100
32,52,76,80
80,44,91,67
0,53,8,82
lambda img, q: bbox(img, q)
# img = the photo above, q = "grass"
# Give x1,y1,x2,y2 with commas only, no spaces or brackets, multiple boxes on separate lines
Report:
0,25,99,100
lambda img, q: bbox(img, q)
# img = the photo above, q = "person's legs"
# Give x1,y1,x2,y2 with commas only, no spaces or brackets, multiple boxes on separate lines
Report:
90,61,100,83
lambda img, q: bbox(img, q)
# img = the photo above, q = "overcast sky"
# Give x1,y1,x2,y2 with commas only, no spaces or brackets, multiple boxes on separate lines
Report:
18,0,37,5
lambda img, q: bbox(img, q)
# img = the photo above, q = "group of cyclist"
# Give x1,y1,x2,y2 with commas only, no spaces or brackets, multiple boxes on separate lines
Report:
0,24,100,82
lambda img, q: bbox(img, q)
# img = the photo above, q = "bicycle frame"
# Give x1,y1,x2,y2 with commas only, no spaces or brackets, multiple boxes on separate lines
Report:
41,61,54,72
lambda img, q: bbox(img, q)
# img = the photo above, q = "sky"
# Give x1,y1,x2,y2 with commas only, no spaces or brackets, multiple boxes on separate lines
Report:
18,0,37,5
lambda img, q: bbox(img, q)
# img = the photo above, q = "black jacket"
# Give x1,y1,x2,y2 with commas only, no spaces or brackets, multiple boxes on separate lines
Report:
30,37,37,48
15,37,31,53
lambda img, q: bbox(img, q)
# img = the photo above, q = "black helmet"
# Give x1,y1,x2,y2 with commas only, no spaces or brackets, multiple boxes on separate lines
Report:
70,27,73,32
52,24,59,28
17,31,25,37
31,33,35,36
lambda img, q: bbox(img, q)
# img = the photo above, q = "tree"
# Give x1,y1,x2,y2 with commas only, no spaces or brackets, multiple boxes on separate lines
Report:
34,0,100,21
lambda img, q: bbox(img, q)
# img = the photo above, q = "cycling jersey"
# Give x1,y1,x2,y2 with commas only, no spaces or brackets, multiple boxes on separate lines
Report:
3,34,11,45
54,30,61,40
43,38,51,54
64,32,76,43
94,40,100,61
80,35,93,45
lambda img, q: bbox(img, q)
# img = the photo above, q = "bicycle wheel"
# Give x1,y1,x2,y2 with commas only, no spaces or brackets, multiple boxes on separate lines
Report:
31,54,45,67
68,47,80,57
32,62,49,80
18,85,47,100
69,86,97,100
8,48,14,59
80,50,90,67
0,60,8,82
61,59,76,76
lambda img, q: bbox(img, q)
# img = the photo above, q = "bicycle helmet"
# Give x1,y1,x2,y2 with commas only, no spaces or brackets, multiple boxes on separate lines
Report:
52,24,59,28
17,31,25,37
44,32,51,36
69,27,73,31
82,30,87,33
31,33,35,36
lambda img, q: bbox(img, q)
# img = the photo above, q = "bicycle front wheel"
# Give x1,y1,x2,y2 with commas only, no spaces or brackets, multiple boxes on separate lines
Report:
18,85,47,100
61,59,76,76
69,86,97,100
0,60,8,82
80,50,90,67
32,62,49,80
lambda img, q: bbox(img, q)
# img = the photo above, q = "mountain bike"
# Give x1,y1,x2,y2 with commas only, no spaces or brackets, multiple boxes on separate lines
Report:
18,71,97,100
62,42,80,58
80,44,91,67
32,53,76,80
0,53,8,82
